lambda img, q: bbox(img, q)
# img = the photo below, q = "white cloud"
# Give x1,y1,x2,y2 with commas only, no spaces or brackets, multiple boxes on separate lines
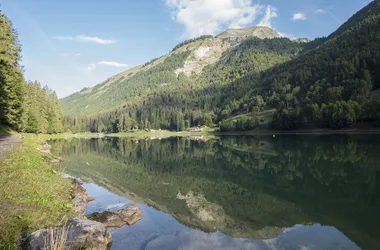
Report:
86,63,97,72
258,6,277,28
53,35,115,45
315,9,325,14
76,35,115,45
166,0,263,38
278,32,297,40
85,61,128,72
98,61,128,68
292,13,307,21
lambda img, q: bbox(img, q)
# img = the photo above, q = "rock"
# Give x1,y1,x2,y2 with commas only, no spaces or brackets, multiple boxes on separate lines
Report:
87,206,142,228
87,196,96,202
25,217,112,250
72,196,87,217
71,179,89,217
120,206,142,225
87,211,126,228
44,156,63,165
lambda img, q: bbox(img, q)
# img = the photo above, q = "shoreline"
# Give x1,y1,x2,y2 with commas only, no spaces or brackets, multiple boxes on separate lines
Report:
37,128,380,141
0,135,73,248
23,143,142,249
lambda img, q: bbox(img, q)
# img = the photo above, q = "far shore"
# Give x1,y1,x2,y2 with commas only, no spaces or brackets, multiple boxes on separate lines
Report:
36,127,380,140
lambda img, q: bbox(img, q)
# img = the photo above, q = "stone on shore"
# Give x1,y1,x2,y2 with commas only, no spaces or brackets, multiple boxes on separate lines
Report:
71,179,89,217
87,206,142,228
24,217,112,250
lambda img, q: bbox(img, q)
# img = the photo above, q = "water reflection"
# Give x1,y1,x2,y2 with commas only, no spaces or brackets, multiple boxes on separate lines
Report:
50,135,380,250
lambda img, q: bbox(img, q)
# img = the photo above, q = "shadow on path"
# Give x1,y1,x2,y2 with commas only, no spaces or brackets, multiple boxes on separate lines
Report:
0,135,22,158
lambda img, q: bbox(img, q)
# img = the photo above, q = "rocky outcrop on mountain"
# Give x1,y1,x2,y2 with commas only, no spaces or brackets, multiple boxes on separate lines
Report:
175,39,229,76
216,26,280,40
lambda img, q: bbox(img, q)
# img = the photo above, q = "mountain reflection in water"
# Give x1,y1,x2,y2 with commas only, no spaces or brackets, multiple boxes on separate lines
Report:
50,135,380,250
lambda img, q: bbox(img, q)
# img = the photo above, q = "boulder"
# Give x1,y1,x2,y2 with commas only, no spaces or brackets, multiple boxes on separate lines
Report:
87,206,142,228
71,179,89,217
120,206,143,225
46,156,63,164
25,217,112,250
87,196,96,202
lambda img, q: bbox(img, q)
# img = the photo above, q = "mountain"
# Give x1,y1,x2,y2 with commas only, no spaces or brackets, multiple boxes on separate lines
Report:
61,1,380,133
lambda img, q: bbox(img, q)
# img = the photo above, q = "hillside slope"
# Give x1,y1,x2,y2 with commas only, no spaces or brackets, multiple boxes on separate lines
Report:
61,1,380,132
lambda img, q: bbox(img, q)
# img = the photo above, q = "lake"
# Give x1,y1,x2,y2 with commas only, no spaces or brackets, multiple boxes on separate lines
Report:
50,135,380,250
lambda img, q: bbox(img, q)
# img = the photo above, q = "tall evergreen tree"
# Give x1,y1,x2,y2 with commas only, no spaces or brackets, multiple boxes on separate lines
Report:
0,12,25,129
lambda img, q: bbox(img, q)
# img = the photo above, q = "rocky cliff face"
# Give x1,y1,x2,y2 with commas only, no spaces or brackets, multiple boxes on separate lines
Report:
174,38,230,76
174,26,281,76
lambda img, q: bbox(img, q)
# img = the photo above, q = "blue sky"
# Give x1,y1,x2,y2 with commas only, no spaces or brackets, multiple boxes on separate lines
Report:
1,0,373,98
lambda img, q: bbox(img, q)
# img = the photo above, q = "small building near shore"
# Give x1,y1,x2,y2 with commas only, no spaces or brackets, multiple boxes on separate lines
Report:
189,126,202,132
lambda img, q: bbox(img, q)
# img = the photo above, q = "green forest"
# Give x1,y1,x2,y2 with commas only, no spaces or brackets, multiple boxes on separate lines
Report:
0,11,62,134
2,1,380,134
61,0,380,133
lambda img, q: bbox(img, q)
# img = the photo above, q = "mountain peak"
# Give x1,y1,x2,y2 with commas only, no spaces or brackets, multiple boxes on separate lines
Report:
216,26,280,40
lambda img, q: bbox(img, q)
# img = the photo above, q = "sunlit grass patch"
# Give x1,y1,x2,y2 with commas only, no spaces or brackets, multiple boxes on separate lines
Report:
0,135,74,249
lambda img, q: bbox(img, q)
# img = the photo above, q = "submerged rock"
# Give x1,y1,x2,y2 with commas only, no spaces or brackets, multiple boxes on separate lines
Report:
87,206,142,228
87,196,96,202
25,217,112,250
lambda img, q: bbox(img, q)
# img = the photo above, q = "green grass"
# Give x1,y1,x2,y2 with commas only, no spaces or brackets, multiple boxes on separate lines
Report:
0,135,74,249
223,109,275,126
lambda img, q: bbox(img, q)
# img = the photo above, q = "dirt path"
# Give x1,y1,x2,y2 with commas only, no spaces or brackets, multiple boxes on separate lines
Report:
0,135,22,158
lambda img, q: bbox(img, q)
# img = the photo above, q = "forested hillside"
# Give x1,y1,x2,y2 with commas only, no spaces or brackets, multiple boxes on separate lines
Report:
61,0,380,133
62,35,304,132
0,10,63,133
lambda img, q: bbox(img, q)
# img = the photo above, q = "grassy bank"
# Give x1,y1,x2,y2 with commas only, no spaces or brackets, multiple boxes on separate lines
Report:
0,135,74,249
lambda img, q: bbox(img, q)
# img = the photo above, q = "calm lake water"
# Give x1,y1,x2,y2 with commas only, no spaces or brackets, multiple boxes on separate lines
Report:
50,135,380,250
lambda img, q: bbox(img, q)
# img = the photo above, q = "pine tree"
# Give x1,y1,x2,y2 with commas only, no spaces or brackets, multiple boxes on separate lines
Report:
0,12,25,129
